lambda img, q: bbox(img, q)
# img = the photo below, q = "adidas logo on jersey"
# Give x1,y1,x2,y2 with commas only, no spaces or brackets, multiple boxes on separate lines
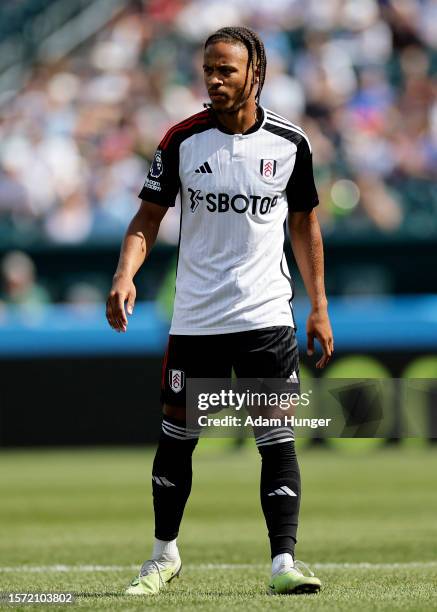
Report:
195,161,212,174
267,486,297,497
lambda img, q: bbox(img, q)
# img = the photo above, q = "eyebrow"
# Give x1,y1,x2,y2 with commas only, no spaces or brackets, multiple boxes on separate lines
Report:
202,64,237,69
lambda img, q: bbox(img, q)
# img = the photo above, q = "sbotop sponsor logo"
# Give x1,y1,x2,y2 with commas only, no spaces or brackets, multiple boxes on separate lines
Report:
188,188,278,215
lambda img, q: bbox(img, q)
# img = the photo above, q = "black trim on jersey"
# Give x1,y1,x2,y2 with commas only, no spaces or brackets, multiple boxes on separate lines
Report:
265,109,289,120
210,107,265,135
264,122,319,212
174,198,184,295
266,109,306,128
266,115,296,130
280,222,296,329
263,122,302,146
280,257,294,298
265,114,308,139
280,257,295,329
139,118,214,207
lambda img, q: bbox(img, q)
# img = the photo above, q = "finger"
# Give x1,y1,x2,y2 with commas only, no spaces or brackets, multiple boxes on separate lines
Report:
110,305,124,332
114,294,128,331
316,352,330,369
107,296,125,332
116,316,127,332
321,336,332,357
106,300,117,330
329,336,334,353
116,294,128,324
316,353,331,369
307,333,315,356
316,338,332,369
115,319,126,333
127,291,136,315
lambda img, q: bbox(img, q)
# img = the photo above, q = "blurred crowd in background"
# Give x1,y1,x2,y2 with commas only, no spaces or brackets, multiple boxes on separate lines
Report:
0,0,436,306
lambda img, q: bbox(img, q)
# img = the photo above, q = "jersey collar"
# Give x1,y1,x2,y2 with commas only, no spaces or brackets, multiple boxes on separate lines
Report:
209,106,265,136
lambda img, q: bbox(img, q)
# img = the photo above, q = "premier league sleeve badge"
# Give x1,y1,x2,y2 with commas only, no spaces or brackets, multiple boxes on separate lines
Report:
150,149,164,179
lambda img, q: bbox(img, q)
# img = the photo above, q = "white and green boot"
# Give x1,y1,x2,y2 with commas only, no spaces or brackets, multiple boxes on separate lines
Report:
126,556,182,595
268,559,321,595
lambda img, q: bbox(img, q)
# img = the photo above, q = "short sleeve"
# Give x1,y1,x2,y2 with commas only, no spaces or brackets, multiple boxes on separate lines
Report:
286,138,319,212
138,137,180,207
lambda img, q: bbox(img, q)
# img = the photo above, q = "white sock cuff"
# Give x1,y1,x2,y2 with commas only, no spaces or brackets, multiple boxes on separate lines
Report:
152,537,179,560
272,552,294,576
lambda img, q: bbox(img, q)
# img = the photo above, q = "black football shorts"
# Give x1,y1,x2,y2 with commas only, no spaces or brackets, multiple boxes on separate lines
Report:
160,325,299,406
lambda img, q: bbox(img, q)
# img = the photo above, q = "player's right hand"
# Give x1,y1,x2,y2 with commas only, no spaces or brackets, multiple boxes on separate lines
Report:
106,275,136,333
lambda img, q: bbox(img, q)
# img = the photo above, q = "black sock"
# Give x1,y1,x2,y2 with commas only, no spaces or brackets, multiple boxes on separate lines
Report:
152,416,200,541
256,430,300,558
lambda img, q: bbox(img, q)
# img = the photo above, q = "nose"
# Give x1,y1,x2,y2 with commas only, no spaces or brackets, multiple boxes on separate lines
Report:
208,74,223,87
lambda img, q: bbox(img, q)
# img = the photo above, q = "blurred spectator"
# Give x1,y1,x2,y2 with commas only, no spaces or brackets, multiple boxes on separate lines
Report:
0,0,435,250
0,251,50,306
65,282,104,305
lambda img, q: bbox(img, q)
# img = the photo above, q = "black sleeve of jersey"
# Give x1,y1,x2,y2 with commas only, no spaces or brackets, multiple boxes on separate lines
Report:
138,137,180,207
286,138,319,212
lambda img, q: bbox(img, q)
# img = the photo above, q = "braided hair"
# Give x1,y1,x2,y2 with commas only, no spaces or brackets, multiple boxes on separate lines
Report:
204,26,267,108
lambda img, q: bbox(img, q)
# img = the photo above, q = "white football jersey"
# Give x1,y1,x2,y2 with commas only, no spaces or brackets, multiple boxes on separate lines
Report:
139,107,319,335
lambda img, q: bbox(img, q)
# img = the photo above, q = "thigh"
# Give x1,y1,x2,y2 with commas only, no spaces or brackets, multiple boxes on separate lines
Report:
232,327,299,438
161,334,233,407
232,326,299,380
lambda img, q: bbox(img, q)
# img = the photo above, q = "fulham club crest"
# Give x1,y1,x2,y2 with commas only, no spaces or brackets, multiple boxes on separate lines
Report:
260,159,277,180
169,369,185,393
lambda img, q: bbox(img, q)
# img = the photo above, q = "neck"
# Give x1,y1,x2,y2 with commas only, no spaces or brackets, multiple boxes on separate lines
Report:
216,100,259,134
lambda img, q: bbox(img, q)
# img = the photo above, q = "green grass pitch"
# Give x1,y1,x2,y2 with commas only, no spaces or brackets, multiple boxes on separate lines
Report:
0,442,436,611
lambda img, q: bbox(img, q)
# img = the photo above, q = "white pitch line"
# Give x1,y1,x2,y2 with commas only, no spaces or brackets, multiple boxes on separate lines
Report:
0,562,436,573
0,565,138,573
196,562,437,570
314,562,437,570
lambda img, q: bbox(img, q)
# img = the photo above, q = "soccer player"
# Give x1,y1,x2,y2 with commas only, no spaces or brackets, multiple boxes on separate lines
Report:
106,26,333,596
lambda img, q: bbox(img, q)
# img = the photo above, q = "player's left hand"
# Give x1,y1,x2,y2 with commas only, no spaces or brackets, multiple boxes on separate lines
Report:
306,306,334,369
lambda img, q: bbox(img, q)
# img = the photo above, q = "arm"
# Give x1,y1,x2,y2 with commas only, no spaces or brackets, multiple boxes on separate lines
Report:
106,200,168,333
288,209,334,368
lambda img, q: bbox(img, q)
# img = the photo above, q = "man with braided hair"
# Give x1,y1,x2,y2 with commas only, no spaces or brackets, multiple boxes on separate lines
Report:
107,26,333,596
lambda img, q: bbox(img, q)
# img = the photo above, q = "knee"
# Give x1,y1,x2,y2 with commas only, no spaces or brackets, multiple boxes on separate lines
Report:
158,413,200,451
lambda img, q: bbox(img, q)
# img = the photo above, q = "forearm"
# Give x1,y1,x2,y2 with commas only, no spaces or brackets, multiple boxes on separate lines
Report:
288,210,327,310
114,210,160,281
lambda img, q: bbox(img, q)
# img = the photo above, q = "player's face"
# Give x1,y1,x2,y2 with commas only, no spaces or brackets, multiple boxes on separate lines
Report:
203,41,255,112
